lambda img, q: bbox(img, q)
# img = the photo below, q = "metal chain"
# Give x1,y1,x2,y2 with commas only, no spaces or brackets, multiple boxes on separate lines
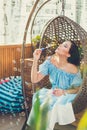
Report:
62,0,65,15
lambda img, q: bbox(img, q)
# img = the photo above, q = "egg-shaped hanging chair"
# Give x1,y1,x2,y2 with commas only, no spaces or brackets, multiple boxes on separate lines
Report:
38,15,87,115
21,1,87,129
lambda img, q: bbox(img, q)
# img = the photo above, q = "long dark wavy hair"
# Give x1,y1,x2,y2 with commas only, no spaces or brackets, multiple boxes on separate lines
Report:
67,41,80,66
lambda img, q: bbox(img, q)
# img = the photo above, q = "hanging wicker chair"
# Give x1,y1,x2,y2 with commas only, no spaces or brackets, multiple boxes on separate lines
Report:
21,1,87,129
38,15,87,115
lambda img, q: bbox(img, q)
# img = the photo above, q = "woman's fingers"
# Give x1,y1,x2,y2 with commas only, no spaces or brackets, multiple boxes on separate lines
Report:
33,49,42,60
53,89,65,96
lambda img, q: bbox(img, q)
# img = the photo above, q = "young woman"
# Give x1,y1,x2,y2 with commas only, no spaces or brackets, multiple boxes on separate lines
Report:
27,40,82,130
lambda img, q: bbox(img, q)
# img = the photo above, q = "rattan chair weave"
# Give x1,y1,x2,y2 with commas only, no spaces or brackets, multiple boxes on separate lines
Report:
40,16,87,47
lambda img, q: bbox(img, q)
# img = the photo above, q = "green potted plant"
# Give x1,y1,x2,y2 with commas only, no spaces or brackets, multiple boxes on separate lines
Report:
32,35,41,51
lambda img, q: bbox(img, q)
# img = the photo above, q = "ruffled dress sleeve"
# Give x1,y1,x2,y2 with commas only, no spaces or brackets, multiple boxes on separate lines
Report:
70,71,82,88
39,59,50,76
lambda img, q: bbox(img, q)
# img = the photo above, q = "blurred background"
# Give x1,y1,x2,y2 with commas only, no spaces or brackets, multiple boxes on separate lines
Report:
0,0,87,44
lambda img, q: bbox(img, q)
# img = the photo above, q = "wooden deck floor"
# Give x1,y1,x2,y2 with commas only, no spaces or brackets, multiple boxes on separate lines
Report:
54,123,76,130
0,112,26,130
0,112,76,130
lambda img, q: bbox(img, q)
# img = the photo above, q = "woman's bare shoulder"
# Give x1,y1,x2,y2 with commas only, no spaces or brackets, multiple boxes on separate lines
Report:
67,63,78,74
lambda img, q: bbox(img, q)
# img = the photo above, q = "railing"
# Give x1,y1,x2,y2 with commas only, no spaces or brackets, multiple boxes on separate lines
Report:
0,44,32,79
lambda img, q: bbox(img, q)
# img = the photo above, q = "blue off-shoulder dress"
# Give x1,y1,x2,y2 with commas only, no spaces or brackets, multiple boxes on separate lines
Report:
27,58,82,129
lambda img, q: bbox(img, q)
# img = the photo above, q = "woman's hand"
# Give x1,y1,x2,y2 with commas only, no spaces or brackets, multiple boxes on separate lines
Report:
52,87,80,96
33,49,42,60
52,88,65,96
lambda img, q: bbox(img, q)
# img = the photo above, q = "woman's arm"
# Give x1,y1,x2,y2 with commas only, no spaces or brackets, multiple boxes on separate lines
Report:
64,87,80,94
31,49,45,83
53,87,80,96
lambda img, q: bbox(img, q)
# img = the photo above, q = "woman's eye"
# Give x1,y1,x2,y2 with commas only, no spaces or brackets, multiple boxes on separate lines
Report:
64,44,68,48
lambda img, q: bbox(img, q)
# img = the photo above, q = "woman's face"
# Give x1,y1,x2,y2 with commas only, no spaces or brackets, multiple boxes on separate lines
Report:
55,41,71,57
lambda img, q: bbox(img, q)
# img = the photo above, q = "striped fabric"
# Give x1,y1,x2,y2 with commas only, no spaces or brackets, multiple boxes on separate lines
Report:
0,76,24,113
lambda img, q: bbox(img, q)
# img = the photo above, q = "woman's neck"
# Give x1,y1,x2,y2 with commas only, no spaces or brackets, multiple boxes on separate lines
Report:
54,54,68,66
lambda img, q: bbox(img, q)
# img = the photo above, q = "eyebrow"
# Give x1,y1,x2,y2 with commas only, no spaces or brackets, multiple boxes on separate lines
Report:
64,43,68,47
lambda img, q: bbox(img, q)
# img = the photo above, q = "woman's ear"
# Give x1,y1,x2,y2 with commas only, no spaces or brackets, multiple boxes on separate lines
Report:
67,53,71,57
